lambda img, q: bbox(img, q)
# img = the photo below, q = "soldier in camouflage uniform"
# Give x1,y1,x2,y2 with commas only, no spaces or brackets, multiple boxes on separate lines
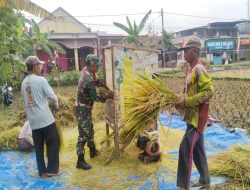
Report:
75,54,113,170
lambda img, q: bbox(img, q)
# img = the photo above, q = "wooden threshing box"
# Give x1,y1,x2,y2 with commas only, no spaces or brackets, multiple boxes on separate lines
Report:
102,45,159,157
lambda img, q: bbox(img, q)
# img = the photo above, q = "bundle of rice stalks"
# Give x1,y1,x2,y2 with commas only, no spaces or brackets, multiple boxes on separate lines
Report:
92,102,105,123
209,145,250,187
0,127,20,150
16,95,76,128
18,92,105,129
120,65,180,146
0,110,26,130
52,95,76,128
55,94,105,124
96,86,111,98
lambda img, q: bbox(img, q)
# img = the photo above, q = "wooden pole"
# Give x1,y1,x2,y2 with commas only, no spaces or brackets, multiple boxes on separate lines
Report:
161,8,165,68
106,123,110,146
114,124,120,158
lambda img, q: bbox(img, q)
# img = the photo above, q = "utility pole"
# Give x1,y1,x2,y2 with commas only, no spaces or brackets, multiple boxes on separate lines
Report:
248,0,250,20
161,8,165,68
247,0,250,21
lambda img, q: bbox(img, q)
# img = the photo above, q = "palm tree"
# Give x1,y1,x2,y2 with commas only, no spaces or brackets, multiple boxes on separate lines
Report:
113,10,152,46
0,0,53,19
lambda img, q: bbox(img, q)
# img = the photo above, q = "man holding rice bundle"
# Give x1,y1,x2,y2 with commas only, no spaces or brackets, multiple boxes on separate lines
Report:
75,54,113,170
176,38,214,190
21,56,60,178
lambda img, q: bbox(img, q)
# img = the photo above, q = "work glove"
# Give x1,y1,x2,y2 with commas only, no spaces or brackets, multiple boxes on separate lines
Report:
106,90,114,99
99,94,107,103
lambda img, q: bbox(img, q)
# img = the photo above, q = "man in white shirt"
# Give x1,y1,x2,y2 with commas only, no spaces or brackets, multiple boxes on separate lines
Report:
222,52,227,65
21,56,60,178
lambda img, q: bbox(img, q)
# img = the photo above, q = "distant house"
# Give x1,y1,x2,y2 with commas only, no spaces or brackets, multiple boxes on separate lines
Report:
38,7,127,73
37,7,166,72
173,20,250,64
38,7,98,73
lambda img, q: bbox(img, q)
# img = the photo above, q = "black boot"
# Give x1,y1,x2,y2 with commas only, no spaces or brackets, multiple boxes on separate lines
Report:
89,143,100,158
76,154,92,170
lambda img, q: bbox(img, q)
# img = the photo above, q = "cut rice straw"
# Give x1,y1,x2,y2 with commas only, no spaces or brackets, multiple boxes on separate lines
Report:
120,63,180,146
209,145,250,188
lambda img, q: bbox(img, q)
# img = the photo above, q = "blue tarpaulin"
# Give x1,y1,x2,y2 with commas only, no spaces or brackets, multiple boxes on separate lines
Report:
0,151,67,190
0,113,249,190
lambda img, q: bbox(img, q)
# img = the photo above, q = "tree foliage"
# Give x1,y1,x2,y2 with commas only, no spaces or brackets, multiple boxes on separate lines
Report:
0,8,65,88
0,0,53,19
163,30,174,50
0,8,25,87
113,10,152,47
27,19,65,57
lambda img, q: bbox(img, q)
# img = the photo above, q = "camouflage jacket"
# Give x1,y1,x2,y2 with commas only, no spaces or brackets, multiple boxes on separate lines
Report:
76,67,106,113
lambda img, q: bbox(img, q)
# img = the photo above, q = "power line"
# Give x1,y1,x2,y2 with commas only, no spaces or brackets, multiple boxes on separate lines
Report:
38,19,164,30
166,14,204,26
23,10,242,21
36,19,246,30
22,10,248,33
144,14,161,33
146,14,161,28
165,12,239,21
25,11,161,18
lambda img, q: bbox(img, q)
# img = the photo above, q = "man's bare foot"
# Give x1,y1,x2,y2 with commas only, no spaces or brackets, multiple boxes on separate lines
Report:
191,182,210,189
39,173,49,179
178,188,186,190
47,173,59,177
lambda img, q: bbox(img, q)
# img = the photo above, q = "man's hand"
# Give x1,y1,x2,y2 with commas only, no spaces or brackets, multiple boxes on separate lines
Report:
51,107,57,117
107,90,114,99
92,73,99,81
175,97,185,111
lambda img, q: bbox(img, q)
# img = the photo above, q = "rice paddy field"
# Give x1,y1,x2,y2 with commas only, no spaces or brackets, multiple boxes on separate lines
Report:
211,68,250,79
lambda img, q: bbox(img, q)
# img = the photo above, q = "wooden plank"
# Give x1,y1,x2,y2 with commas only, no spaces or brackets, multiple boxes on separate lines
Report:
106,123,110,146
103,44,160,53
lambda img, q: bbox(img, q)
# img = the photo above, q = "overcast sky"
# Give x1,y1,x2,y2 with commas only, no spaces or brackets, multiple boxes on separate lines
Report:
30,0,247,34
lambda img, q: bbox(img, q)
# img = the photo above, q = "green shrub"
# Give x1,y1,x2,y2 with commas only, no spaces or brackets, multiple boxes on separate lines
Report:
48,74,58,86
48,71,80,86
47,69,103,87
61,71,80,86
0,61,25,89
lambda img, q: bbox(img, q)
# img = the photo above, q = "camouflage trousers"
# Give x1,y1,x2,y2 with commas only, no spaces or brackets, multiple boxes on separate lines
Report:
76,106,95,155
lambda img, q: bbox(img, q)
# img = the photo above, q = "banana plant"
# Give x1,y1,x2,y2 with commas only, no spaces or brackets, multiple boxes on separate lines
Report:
0,0,53,19
26,19,65,57
113,10,152,47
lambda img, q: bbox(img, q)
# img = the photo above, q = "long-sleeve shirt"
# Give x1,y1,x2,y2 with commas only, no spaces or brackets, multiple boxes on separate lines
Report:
21,74,58,130
19,121,34,146
184,62,214,133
